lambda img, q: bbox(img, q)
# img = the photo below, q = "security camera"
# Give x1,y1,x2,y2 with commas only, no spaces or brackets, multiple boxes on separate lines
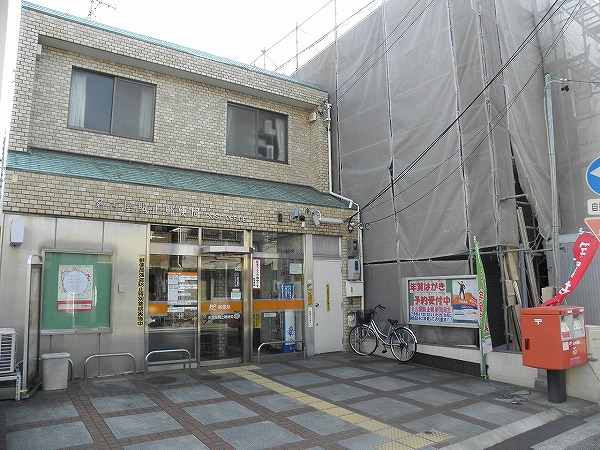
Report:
313,214,321,227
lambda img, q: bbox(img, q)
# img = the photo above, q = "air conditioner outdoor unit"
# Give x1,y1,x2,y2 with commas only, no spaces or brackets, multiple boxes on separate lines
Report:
0,328,16,374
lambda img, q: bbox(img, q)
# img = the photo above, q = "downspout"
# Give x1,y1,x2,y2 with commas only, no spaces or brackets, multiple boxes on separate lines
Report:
323,102,363,306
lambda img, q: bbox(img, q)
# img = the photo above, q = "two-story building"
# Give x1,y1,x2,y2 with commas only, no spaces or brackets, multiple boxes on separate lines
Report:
0,2,362,388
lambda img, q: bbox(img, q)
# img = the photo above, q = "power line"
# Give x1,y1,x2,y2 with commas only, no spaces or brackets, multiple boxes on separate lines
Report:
334,0,438,104
360,0,584,227
273,0,381,72
349,0,568,223
251,0,335,67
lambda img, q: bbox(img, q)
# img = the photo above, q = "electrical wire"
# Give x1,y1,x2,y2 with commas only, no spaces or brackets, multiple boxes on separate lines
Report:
333,0,438,104
360,0,584,227
365,4,581,226
274,0,381,72
347,0,568,224
250,0,335,67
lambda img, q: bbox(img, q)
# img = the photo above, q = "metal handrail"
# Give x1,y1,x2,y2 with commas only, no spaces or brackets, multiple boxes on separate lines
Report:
257,340,305,364
144,349,192,372
84,352,136,379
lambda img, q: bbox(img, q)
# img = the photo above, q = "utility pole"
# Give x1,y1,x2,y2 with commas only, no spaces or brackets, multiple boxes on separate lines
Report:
544,73,562,290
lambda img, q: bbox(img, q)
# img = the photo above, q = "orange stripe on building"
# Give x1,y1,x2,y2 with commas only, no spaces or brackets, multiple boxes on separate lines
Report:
253,300,304,311
200,301,242,313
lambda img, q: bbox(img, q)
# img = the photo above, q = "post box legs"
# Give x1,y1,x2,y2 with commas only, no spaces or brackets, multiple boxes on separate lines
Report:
547,369,567,403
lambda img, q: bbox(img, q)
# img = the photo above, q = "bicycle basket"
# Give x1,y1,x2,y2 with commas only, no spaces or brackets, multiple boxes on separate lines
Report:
356,310,372,325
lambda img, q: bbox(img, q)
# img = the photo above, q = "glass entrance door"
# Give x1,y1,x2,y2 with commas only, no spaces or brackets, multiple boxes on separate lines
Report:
199,256,243,361
147,254,198,363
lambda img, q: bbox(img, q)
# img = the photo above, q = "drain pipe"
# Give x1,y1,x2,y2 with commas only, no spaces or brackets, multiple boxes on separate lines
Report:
322,102,363,308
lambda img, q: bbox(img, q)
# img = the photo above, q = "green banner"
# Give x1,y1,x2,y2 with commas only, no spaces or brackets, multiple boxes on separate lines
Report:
474,239,492,357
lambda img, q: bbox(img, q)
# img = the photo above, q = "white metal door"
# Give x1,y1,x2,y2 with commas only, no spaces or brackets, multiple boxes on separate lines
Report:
313,259,343,353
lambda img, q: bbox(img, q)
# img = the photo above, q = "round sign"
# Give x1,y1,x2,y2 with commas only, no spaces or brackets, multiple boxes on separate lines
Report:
586,157,600,195
62,270,89,295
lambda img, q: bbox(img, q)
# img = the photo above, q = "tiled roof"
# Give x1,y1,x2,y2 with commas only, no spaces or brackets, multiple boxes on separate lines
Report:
22,1,321,91
7,149,348,209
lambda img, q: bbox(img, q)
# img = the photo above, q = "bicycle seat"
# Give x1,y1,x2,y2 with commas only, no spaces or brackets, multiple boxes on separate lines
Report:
388,319,399,325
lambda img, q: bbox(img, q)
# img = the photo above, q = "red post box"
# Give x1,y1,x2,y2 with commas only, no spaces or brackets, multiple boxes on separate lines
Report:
521,306,587,370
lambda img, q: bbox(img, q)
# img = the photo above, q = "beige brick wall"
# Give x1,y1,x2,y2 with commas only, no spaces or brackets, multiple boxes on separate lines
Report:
10,7,331,191
3,170,355,237
5,6,360,355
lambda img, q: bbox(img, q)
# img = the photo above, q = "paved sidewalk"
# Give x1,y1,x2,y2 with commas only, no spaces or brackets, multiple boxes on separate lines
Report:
0,352,597,449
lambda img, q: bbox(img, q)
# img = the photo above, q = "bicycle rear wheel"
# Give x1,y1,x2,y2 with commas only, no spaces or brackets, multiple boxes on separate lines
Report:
389,326,417,362
349,325,378,356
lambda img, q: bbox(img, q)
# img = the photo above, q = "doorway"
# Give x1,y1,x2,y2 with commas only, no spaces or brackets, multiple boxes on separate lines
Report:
199,256,244,361
313,259,343,353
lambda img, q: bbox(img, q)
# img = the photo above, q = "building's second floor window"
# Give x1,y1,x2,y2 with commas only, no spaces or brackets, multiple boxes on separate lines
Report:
68,68,155,140
227,103,288,163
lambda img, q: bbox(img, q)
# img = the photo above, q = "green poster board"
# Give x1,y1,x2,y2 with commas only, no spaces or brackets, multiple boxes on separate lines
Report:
41,251,113,332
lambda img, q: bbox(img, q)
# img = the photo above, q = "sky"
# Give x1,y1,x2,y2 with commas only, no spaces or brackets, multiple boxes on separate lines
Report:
0,0,377,143
16,0,376,70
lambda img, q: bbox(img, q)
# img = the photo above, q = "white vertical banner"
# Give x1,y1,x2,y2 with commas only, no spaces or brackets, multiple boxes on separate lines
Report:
252,258,261,290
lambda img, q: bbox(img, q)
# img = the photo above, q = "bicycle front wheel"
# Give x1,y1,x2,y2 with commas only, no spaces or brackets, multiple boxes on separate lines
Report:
349,325,378,356
389,326,417,362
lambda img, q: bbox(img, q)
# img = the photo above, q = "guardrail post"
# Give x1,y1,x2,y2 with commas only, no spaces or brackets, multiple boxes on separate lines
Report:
84,353,136,379
257,340,305,364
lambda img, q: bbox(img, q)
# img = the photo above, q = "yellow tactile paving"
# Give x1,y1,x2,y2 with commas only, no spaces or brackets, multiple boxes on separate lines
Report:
415,430,453,443
294,395,321,404
285,390,309,399
339,412,371,424
376,441,414,450
377,427,411,440
214,366,452,449
395,434,439,448
322,406,352,416
271,386,297,394
358,419,390,432
309,400,335,409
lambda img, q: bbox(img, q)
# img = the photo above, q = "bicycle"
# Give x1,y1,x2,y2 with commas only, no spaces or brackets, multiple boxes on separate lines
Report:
348,304,417,362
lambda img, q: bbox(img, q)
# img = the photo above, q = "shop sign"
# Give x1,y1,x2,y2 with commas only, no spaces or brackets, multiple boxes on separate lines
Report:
406,276,478,326
93,197,248,223
201,301,242,313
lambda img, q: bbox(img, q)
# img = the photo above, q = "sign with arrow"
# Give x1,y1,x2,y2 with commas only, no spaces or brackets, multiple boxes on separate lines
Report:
586,158,600,195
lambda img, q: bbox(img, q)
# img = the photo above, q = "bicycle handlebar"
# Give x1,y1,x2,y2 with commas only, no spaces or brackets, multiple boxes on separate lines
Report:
369,304,386,314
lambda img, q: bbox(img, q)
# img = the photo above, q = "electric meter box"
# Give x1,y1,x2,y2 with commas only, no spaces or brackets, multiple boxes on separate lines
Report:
347,259,361,280
521,306,587,370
